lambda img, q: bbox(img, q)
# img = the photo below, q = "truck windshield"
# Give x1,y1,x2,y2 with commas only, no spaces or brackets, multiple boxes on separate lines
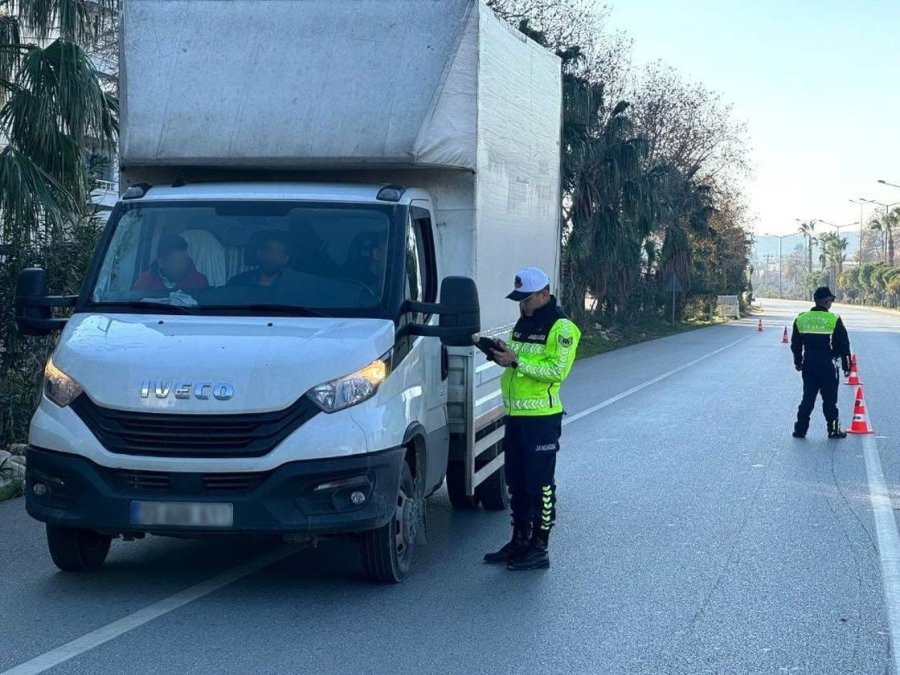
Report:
87,201,396,316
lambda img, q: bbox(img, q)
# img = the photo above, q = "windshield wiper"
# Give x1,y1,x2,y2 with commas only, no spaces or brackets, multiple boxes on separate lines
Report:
87,301,198,315
206,304,330,318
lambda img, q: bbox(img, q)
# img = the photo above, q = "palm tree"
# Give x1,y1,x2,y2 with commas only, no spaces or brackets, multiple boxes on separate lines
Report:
797,220,817,274
869,216,888,264
832,236,848,281
650,164,713,297
558,48,651,321
881,208,900,266
818,232,847,291
0,0,118,248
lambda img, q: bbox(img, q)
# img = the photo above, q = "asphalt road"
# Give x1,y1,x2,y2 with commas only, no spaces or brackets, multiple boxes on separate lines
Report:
2,298,899,674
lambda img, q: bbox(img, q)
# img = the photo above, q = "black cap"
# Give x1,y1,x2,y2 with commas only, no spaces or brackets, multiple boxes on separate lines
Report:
157,233,188,257
813,286,835,301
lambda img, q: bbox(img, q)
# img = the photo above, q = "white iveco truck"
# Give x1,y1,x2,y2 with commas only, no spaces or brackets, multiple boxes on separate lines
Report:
15,0,562,582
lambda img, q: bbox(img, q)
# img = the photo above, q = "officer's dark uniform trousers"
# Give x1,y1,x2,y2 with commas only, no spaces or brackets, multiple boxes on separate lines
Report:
505,414,562,530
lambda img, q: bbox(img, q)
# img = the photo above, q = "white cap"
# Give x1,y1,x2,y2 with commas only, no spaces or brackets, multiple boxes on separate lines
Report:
506,267,550,301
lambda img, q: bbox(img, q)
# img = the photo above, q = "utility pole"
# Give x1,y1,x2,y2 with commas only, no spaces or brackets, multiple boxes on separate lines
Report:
763,233,797,300
850,199,865,264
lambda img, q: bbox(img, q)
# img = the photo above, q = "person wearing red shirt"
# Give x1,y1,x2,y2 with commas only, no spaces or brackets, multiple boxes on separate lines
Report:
132,233,209,292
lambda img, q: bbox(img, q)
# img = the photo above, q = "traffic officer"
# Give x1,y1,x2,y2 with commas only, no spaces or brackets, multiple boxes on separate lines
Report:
484,267,581,570
791,286,852,439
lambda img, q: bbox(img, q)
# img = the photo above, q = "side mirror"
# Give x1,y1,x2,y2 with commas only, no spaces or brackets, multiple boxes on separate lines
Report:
15,268,52,336
15,268,74,336
436,276,480,346
404,276,481,347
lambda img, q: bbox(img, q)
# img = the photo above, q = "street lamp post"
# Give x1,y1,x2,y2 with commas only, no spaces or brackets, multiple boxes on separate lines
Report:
878,179,900,190
763,232,797,299
849,199,867,264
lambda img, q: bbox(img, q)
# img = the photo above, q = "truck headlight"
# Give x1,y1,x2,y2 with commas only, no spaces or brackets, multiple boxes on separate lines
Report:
307,354,390,413
44,358,83,407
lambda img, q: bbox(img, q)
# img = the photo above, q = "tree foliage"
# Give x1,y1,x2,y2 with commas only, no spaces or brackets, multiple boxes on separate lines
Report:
0,0,117,446
490,0,752,326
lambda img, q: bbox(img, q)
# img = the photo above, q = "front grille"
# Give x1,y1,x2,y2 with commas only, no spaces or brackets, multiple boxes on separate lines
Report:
112,468,268,494
117,469,171,492
72,395,319,458
202,473,265,493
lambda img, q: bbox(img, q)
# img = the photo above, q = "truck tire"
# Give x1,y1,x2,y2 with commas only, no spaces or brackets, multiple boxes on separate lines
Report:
446,460,478,509
475,443,509,511
46,525,112,572
360,461,418,583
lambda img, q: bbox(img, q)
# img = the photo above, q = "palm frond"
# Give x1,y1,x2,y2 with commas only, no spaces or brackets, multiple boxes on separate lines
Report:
0,14,22,82
0,145,74,235
9,0,116,42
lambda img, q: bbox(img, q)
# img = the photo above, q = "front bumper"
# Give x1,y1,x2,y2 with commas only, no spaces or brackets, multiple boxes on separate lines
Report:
25,446,403,536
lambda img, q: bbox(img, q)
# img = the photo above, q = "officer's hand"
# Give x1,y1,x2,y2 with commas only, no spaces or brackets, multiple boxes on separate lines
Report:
491,341,517,367
843,370,850,378
795,364,803,372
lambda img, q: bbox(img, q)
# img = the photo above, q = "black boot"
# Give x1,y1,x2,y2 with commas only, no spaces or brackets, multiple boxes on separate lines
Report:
793,422,807,439
507,528,550,571
484,522,531,565
828,419,847,439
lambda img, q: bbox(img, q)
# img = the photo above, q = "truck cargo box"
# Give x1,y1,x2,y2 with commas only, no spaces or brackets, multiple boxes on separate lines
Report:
121,0,562,326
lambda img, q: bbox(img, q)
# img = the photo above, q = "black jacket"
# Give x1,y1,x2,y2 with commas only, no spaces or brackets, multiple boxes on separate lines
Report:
790,306,851,371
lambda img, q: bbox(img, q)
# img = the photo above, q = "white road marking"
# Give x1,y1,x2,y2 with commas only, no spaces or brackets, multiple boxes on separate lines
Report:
1,545,300,675
861,427,900,675
563,334,753,427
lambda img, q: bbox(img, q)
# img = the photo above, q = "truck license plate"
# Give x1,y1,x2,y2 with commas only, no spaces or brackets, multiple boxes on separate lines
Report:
130,501,233,528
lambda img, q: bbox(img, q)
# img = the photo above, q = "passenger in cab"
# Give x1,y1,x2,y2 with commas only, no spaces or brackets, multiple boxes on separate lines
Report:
132,233,209,291
343,231,387,293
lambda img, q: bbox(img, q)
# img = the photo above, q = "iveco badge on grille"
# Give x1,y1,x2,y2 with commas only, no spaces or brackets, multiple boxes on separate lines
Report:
140,381,234,401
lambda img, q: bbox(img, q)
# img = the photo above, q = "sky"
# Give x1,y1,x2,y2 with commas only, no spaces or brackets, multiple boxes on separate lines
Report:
603,0,900,243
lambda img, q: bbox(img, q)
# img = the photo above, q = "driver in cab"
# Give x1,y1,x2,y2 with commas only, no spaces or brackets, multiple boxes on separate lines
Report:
227,231,304,289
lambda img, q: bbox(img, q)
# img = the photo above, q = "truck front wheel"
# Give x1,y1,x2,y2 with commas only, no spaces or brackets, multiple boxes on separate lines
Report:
46,525,112,572
360,461,417,583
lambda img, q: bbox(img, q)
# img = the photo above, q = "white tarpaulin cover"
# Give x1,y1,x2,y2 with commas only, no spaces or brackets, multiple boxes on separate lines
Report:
121,0,558,174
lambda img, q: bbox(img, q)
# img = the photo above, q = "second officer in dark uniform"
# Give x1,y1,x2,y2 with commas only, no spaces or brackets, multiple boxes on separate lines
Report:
791,286,852,439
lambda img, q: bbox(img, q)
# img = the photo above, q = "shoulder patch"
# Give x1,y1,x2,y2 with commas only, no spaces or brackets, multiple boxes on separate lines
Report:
558,334,573,347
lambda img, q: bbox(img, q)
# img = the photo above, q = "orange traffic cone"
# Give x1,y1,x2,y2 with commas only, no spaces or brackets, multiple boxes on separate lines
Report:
847,387,874,434
845,359,862,386
757,319,764,332
781,327,789,344
845,355,855,384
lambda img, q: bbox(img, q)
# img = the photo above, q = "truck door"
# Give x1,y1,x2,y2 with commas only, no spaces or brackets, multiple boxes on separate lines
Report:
399,204,449,494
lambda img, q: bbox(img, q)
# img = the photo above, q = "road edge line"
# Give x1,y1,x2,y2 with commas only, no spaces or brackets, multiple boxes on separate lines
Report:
861,430,900,675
